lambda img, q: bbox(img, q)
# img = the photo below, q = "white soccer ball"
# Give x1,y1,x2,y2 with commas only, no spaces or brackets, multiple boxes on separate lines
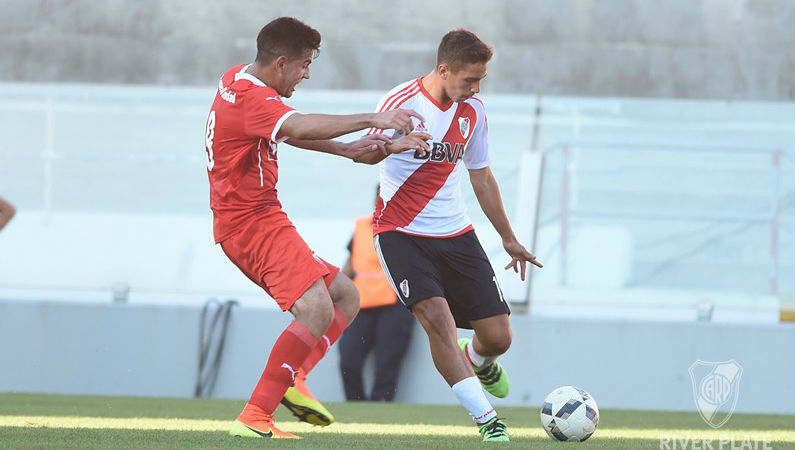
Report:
539,386,599,442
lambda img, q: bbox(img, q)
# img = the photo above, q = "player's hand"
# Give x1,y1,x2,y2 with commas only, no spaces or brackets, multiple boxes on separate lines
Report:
386,132,432,156
503,239,542,281
372,109,425,135
344,134,392,162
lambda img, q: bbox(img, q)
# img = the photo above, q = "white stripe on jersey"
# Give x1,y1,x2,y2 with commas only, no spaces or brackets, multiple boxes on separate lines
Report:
256,139,264,187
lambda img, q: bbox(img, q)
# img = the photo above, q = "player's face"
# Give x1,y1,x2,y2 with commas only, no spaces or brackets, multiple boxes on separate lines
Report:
279,49,314,98
444,62,488,102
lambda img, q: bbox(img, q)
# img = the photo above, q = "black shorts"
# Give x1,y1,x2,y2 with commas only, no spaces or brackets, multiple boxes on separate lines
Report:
374,230,510,329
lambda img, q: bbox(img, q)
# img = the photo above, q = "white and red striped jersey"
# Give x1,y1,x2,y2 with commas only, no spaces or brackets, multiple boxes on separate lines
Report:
368,77,490,238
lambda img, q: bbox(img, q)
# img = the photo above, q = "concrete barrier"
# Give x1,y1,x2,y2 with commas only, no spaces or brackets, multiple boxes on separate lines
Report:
1,299,791,414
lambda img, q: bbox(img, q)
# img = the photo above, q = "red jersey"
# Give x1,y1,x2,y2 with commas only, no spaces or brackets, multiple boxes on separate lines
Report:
204,64,298,243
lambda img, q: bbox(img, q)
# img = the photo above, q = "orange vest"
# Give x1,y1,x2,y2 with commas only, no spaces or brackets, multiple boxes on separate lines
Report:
352,216,398,309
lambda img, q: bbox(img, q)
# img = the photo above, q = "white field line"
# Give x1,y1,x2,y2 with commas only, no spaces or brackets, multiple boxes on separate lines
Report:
0,415,793,441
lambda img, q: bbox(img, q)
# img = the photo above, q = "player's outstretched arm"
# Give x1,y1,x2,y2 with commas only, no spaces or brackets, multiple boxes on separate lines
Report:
0,196,16,232
287,135,391,162
353,132,433,165
468,167,542,280
288,132,432,165
280,109,424,141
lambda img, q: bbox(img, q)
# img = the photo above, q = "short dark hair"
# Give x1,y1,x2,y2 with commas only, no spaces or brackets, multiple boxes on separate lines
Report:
436,29,493,71
255,17,321,64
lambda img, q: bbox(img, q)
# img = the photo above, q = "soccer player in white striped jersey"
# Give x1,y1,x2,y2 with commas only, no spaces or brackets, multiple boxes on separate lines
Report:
356,29,543,443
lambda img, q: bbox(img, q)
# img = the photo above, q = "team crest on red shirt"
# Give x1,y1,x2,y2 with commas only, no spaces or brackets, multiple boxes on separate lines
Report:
458,117,471,139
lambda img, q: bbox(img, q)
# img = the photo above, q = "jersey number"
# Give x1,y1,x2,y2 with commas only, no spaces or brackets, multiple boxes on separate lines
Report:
205,110,216,170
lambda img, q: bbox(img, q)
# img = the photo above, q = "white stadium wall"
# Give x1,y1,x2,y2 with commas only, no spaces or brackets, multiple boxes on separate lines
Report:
0,300,792,415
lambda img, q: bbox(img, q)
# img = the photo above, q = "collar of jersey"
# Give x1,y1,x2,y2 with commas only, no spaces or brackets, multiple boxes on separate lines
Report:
418,76,454,112
235,64,267,87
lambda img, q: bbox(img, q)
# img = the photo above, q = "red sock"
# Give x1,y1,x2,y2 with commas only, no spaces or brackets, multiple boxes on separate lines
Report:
248,320,318,413
301,307,349,374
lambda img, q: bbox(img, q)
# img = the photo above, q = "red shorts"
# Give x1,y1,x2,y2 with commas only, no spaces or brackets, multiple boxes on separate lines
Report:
219,209,339,311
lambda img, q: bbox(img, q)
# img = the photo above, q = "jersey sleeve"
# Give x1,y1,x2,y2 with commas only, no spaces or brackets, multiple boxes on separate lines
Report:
463,102,491,170
365,80,417,136
243,91,298,142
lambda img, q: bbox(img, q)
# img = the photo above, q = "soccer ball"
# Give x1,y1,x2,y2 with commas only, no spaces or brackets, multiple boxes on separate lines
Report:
539,386,599,442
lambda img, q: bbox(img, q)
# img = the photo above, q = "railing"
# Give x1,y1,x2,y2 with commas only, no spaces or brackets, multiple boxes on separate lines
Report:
543,140,792,297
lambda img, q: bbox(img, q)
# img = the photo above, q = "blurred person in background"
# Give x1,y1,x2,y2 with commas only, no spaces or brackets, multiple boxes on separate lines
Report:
355,29,543,442
205,17,430,439
0,197,16,232
339,188,415,402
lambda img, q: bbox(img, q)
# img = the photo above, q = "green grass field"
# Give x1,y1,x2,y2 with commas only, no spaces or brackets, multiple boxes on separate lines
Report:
0,393,792,449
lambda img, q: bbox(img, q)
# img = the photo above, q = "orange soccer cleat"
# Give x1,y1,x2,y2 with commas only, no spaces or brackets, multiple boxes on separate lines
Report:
229,402,300,439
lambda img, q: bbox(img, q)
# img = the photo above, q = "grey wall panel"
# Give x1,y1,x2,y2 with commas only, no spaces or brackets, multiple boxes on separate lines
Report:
1,300,792,414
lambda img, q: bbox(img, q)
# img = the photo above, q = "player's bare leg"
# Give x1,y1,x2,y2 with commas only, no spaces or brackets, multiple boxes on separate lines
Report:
232,280,334,439
327,272,360,323
289,280,336,336
282,273,360,426
460,314,512,398
411,297,473,384
411,297,508,441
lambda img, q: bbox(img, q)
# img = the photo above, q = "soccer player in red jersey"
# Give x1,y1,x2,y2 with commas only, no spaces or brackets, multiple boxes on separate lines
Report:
205,17,430,439
359,29,543,442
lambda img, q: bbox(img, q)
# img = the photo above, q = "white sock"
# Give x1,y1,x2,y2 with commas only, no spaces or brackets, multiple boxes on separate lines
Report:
451,376,497,425
466,342,497,368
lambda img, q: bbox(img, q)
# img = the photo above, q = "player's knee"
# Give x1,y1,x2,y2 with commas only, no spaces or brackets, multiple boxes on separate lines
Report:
293,290,335,335
341,283,360,319
331,274,361,322
480,329,512,355
315,300,335,332
337,289,359,324
491,333,512,355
